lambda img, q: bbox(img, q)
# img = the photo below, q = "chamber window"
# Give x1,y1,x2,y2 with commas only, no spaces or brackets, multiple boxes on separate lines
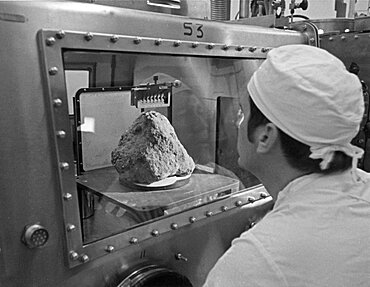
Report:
63,50,260,244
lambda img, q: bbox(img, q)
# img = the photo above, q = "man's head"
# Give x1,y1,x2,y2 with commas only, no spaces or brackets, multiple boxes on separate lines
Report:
237,44,364,177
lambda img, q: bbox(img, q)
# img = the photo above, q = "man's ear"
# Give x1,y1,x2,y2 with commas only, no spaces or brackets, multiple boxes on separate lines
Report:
256,123,280,153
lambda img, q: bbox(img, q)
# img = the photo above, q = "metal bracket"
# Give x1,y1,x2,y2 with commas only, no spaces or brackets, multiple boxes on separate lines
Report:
289,21,319,47
131,76,180,109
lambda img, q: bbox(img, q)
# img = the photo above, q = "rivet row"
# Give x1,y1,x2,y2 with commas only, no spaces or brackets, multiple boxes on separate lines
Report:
69,251,89,264
92,193,268,257
47,31,271,54
326,34,366,41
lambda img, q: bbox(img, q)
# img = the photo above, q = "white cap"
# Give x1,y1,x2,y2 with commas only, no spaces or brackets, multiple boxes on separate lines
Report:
247,44,364,172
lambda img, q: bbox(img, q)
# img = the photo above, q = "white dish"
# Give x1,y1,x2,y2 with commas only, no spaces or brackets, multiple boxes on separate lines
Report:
134,173,191,188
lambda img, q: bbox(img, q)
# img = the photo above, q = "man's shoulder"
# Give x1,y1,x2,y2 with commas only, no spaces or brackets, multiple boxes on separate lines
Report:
237,211,302,252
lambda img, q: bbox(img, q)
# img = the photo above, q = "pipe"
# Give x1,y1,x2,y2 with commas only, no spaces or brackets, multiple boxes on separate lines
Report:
210,0,231,20
347,0,357,18
239,0,250,18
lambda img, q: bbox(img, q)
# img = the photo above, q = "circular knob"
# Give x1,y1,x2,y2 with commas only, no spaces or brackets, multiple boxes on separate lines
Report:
22,224,49,248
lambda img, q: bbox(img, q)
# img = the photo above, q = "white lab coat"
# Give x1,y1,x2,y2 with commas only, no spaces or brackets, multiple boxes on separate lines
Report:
204,169,370,287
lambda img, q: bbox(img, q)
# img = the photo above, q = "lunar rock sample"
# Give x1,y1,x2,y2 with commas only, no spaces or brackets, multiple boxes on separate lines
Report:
111,111,195,184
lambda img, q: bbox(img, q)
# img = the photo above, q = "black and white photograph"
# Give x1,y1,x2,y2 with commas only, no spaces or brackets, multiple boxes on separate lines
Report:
0,0,369,286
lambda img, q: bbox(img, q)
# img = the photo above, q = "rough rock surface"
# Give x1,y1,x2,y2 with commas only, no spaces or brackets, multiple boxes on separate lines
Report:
111,111,195,184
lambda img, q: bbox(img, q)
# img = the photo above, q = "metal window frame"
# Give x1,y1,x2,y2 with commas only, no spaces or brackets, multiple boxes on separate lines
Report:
38,29,275,268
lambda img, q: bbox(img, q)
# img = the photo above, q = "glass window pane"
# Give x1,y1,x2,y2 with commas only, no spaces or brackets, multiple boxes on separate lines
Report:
63,50,260,244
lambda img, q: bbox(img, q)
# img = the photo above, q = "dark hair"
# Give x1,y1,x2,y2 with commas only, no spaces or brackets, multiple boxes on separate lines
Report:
247,97,352,174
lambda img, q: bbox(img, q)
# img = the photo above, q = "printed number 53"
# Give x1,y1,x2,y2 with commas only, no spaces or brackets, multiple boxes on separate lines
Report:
183,22,204,38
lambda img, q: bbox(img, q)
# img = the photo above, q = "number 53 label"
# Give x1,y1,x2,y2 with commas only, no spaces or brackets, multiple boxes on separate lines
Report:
183,22,204,38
